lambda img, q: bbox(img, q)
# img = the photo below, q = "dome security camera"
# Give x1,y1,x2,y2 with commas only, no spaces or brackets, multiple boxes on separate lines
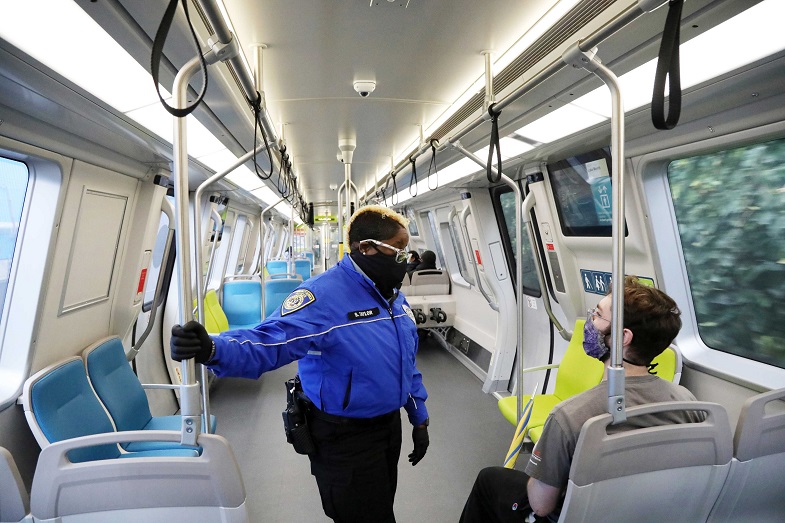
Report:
353,81,376,97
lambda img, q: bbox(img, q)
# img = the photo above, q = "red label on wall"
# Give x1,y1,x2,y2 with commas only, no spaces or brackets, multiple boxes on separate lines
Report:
474,250,482,265
137,268,148,294
546,243,555,251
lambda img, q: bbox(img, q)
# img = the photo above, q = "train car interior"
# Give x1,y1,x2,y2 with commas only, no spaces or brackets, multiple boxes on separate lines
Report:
0,0,783,521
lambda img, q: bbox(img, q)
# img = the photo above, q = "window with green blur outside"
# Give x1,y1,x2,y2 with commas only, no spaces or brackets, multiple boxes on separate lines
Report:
668,138,785,368
0,157,29,322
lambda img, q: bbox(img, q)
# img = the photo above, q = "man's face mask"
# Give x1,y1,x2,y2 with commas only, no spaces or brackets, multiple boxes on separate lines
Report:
583,308,611,360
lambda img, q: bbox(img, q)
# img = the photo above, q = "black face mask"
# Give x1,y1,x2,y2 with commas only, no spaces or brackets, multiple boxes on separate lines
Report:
350,249,408,299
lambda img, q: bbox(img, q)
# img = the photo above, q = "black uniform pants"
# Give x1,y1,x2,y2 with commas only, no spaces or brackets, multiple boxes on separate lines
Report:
459,466,546,523
307,408,402,523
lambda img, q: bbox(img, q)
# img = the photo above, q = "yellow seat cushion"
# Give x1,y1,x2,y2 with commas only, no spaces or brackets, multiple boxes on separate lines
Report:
498,319,605,443
194,289,229,334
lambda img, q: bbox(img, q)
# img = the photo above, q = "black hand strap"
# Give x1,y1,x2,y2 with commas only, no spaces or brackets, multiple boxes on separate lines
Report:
277,146,290,196
409,157,418,197
427,139,439,191
651,0,684,130
390,172,399,205
487,105,502,182
151,0,208,117
249,92,274,180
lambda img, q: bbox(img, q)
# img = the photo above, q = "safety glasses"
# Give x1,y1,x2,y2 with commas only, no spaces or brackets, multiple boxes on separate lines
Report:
360,239,409,263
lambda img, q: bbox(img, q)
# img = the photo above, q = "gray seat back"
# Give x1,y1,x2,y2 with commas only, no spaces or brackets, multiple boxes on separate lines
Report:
409,269,450,296
559,401,733,523
0,447,29,523
708,387,785,522
30,431,248,522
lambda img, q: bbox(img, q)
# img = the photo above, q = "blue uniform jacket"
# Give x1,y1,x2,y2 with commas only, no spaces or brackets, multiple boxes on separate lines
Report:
208,255,429,426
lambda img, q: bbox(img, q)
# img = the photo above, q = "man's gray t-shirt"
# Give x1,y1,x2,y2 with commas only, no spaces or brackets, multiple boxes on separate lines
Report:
525,375,702,499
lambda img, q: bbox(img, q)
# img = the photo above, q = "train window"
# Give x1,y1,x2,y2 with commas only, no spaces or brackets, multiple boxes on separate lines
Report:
547,147,619,237
0,157,29,321
668,138,785,368
404,207,419,237
209,222,231,289
492,187,540,295
439,219,472,288
142,209,171,311
424,211,447,269
227,215,247,275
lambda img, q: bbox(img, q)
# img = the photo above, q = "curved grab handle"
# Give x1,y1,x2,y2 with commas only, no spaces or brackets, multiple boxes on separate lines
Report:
454,206,498,311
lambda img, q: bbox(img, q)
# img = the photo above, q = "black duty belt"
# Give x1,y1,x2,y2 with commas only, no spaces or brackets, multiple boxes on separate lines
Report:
305,402,398,427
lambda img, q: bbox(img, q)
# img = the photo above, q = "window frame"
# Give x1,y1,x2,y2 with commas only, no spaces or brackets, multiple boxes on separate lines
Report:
0,142,66,409
639,125,785,390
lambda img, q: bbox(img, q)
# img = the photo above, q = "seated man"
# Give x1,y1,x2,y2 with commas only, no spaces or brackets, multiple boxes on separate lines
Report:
460,276,702,522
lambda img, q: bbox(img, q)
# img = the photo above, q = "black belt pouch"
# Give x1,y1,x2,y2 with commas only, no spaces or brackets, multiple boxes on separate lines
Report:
282,375,316,455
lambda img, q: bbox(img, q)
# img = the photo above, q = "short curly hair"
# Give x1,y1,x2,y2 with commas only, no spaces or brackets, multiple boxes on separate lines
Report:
346,205,408,247
622,276,682,364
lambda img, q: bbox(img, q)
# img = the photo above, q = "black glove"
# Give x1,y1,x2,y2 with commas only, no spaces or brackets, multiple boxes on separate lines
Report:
408,425,429,466
171,320,213,363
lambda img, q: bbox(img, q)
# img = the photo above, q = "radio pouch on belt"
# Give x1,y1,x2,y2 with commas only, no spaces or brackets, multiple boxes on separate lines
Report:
283,375,316,455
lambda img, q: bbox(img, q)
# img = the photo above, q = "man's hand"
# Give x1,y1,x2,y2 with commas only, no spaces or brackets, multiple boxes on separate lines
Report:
408,424,429,466
171,321,213,363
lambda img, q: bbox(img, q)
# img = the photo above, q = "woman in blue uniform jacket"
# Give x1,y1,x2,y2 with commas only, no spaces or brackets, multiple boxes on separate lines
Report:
171,205,429,523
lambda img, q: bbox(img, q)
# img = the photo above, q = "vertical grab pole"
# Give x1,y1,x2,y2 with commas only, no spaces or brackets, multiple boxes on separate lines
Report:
172,56,203,446
338,139,356,254
336,183,346,257
257,210,264,275
449,142,524,421
172,29,245,442
260,197,285,318
344,163,352,233
563,44,627,424
288,202,295,274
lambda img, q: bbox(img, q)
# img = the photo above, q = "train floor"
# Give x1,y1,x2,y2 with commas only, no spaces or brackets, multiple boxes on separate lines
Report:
208,332,516,522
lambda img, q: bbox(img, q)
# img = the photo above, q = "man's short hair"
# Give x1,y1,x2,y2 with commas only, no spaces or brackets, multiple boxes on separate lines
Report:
346,205,408,247
622,276,682,364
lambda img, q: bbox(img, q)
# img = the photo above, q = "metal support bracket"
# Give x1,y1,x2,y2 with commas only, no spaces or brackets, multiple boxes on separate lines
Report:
206,33,240,64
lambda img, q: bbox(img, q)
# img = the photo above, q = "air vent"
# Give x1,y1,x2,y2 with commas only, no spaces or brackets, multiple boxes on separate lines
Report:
429,0,617,142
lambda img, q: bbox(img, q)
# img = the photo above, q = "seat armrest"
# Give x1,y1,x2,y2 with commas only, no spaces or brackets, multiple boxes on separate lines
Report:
520,363,560,374
140,384,180,391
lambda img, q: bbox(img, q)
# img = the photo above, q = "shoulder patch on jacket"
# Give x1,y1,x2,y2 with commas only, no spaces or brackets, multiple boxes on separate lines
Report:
281,289,316,316
402,304,416,324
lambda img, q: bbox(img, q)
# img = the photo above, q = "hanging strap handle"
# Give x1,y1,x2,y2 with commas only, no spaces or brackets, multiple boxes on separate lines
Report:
151,0,209,117
427,139,439,191
487,105,502,182
409,157,418,197
390,173,399,205
249,92,274,180
651,0,684,130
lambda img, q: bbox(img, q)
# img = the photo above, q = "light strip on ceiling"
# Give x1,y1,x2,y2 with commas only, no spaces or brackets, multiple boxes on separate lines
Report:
391,0,581,170
0,0,285,214
0,0,160,113
404,0,785,194
515,0,785,143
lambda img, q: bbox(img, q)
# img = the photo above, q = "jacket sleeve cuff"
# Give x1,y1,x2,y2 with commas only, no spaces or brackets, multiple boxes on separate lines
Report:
406,406,429,427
